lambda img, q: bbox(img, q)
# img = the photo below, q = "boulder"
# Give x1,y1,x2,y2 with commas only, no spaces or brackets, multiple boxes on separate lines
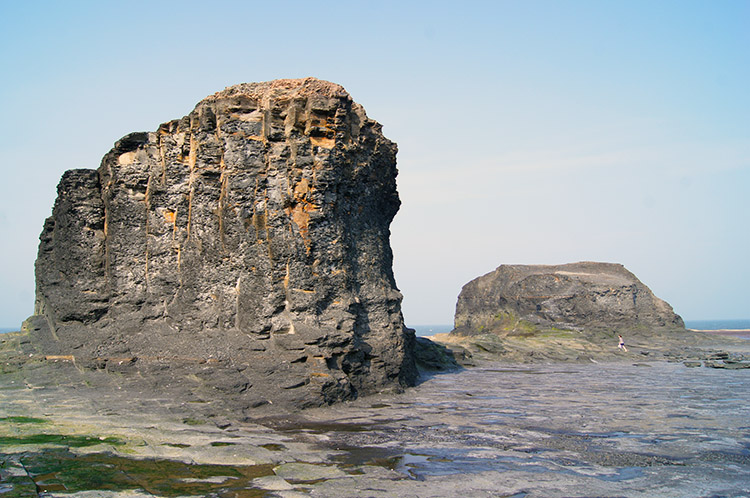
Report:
29,78,417,408
452,262,684,337
413,336,461,371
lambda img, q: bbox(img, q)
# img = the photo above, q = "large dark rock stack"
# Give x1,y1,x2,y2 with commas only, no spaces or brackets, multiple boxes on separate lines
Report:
452,262,684,336
30,78,417,408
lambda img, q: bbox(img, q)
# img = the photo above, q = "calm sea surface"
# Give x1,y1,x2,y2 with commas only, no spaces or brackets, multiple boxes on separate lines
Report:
411,324,454,336
685,319,750,330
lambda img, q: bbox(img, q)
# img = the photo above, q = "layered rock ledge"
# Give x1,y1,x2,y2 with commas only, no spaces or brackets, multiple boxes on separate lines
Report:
27,78,417,409
435,262,688,364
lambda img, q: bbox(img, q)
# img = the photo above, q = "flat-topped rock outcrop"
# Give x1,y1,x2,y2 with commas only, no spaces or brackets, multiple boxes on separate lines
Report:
452,262,685,337
28,78,417,408
429,262,687,364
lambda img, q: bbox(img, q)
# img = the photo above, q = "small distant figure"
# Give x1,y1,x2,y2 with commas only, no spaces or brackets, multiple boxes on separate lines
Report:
618,335,628,352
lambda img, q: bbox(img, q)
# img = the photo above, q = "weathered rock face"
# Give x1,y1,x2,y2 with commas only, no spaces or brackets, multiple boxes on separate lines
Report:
452,262,685,336
31,78,417,408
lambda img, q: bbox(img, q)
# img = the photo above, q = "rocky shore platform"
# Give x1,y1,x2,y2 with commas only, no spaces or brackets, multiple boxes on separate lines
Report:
2,329,749,497
428,326,750,368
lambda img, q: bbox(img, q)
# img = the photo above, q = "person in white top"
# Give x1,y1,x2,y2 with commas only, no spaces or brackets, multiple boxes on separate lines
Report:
618,335,628,352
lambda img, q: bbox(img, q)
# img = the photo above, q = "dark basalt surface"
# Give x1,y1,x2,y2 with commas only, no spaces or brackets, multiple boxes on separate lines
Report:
28,78,417,409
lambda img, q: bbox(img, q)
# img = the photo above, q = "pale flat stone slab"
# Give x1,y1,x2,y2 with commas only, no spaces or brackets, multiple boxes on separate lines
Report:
273,462,348,481
252,475,295,490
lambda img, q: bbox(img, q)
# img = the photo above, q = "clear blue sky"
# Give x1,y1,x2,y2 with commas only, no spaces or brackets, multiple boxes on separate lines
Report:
0,0,748,328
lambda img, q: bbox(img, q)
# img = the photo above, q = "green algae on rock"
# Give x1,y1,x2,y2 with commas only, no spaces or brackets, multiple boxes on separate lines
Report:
4,449,276,497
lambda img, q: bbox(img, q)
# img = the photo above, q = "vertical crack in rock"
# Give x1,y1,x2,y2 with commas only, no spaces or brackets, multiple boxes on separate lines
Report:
29,78,418,409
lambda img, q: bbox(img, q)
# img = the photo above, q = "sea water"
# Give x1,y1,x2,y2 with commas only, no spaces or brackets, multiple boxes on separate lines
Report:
685,319,750,340
685,319,750,330
411,324,453,337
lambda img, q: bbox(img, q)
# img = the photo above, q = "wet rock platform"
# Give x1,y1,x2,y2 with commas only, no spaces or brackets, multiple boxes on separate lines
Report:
2,335,750,497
